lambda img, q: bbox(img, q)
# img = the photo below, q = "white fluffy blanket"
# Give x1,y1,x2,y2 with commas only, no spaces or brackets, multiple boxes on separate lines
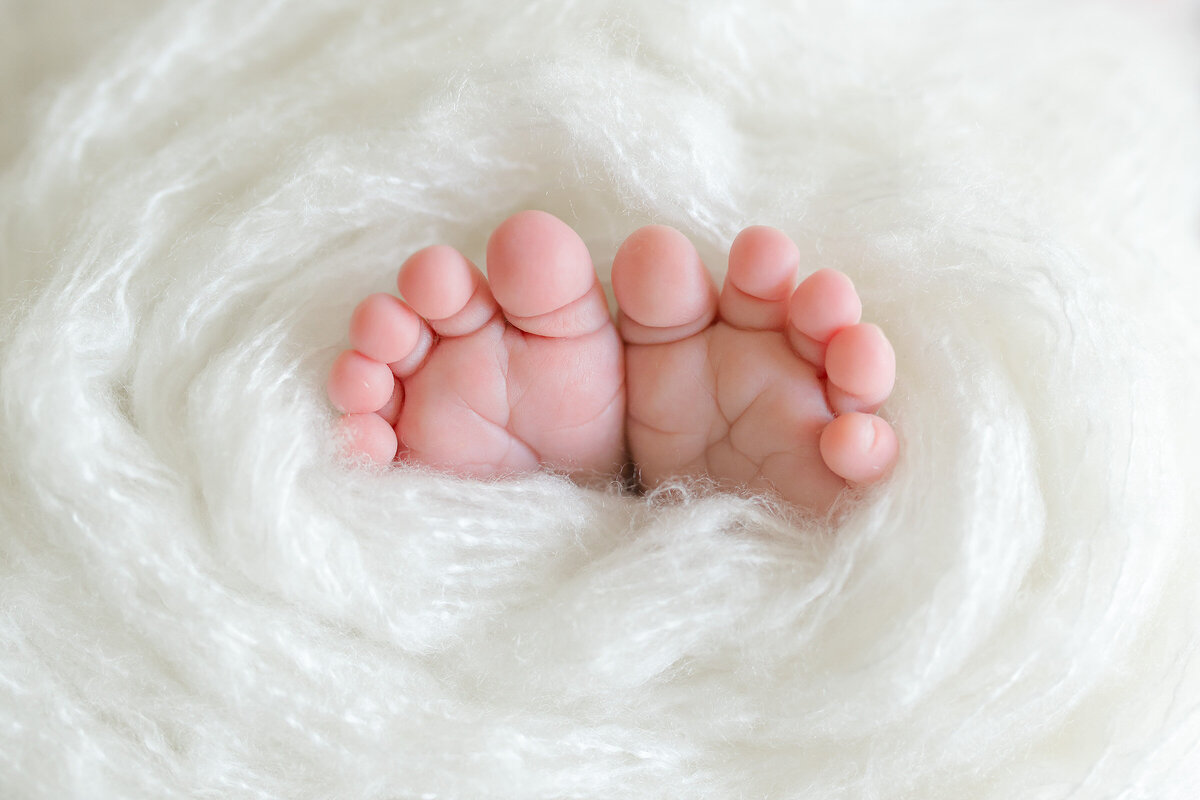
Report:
2,1,1198,797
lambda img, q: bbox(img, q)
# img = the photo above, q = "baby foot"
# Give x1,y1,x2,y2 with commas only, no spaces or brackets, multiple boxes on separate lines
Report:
612,224,898,512
327,211,625,480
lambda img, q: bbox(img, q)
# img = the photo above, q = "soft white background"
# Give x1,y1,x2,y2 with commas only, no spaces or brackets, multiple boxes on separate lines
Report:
2,1,1198,797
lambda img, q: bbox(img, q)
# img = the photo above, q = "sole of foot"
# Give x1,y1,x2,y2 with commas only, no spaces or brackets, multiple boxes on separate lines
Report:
327,210,626,481
612,224,897,513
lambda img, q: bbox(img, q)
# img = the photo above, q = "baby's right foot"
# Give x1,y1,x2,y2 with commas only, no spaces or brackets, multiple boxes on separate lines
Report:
327,211,625,480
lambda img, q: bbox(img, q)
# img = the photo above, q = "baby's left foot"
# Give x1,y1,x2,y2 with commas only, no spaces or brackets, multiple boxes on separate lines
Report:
613,224,898,513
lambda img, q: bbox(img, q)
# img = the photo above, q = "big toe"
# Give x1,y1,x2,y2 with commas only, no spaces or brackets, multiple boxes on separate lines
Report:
612,225,718,345
486,210,610,337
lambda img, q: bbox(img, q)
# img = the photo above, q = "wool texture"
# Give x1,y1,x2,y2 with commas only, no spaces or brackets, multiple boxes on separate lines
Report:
2,0,1199,797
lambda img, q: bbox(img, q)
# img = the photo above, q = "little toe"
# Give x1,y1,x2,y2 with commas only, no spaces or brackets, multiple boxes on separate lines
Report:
349,293,423,364
718,226,799,330
824,323,896,414
786,268,862,370
336,412,399,464
327,350,395,414
398,245,498,337
819,412,898,485
486,210,610,338
612,224,718,345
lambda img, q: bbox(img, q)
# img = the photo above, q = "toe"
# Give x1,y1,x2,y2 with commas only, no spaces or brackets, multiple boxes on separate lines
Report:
718,226,799,330
486,210,610,337
398,245,498,337
377,379,404,426
824,323,896,413
612,224,718,344
786,268,862,369
819,412,898,485
387,319,435,379
327,350,395,413
349,293,422,364
336,413,399,464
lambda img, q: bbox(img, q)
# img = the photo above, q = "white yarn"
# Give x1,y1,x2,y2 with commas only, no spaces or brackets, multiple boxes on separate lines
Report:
2,0,1198,797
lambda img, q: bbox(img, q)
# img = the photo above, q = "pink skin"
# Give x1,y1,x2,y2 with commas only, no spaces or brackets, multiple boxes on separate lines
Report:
328,214,898,512
612,224,897,512
328,210,625,480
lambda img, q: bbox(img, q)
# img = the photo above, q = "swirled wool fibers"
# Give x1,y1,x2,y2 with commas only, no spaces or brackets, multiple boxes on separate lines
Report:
1,1,1198,797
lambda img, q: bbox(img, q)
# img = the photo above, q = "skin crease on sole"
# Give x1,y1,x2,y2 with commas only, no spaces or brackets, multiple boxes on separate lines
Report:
327,212,898,513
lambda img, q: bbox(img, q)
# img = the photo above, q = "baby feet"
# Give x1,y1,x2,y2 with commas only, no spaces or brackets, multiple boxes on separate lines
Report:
612,225,897,512
327,210,625,479
328,213,897,513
